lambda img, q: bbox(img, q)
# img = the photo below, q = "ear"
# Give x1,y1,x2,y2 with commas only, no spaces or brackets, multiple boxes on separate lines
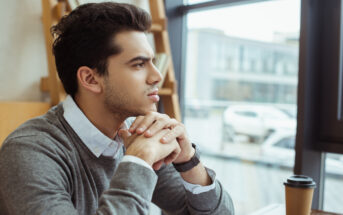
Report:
76,66,103,94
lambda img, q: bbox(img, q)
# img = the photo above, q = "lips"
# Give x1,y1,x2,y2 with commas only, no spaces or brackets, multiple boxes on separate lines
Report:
148,89,160,102
148,91,158,96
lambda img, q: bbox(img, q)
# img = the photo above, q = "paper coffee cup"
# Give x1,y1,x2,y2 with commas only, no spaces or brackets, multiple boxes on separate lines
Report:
284,175,316,215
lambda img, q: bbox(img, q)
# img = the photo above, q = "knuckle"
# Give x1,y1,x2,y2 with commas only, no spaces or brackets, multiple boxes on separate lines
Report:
173,124,182,132
153,120,163,128
132,117,142,126
150,112,160,118
156,114,163,121
172,127,180,134
135,116,144,121
158,119,164,124
160,113,169,120
147,111,155,116
178,124,186,132
171,119,178,124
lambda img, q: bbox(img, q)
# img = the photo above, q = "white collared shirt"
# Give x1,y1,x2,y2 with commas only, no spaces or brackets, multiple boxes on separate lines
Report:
62,95,215,194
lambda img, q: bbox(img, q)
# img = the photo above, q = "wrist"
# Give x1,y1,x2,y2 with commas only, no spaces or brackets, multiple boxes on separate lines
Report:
173,146,195,164
173,143,200,172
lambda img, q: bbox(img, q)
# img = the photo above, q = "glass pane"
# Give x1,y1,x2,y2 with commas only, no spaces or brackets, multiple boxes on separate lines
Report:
184,0,216,5
184,0,300,214
324,153,343,213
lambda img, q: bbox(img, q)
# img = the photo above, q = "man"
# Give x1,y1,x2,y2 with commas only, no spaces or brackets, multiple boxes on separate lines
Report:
0,2,234,214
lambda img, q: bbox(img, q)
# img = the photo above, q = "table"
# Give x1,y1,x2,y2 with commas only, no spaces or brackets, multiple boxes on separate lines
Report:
312,210,343,215
249,204,343,215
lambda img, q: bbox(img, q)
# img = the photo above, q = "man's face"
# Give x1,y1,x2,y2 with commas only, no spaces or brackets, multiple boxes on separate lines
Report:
102,31,162,117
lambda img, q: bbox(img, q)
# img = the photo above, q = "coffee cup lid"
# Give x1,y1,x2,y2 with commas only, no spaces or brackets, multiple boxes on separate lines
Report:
284,175,316,188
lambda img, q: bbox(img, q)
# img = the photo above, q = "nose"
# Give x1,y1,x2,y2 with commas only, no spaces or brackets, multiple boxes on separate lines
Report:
147,63,163,86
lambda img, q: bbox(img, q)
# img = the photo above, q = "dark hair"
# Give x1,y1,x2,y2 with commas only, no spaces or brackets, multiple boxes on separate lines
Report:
51,2,151,97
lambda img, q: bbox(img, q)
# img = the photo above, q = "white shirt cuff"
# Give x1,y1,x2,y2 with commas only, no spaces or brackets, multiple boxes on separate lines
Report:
181,179,216,194
121,156,215,194
121,155,153,171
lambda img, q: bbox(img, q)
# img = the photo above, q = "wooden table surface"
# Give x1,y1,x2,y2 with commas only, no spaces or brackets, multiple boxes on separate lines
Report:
249,204,343,215
311,210,343,215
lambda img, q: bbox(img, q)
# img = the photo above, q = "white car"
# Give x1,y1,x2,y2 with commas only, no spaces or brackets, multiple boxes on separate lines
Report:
260,130,296,166
222,105,296,143
261,131,343,176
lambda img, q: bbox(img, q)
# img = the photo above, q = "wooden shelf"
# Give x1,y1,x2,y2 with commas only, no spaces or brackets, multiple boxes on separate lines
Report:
149,0,181,121
158,88,173,96
150,23,164,32
40,77,51,92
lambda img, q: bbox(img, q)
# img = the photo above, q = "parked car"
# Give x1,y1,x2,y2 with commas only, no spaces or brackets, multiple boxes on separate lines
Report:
261,131,343,176
222,105,296,143
260,130,296,166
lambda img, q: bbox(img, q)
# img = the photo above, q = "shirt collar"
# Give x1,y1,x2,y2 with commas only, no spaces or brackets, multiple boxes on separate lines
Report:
62,95,127,158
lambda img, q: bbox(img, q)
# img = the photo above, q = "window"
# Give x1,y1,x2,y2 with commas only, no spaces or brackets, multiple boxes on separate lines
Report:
235,111,257,118
275,137,295,149
184,0,216,4
166,0,343,213
324,153,343,213
182,0,300,214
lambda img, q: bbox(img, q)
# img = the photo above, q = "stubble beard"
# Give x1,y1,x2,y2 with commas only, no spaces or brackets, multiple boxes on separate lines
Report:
103,79,152,119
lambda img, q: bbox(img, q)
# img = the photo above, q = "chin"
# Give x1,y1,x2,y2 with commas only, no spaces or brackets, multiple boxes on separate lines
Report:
131,104,157,116
145,104,158,113
150,105,157,112
142,106,157,114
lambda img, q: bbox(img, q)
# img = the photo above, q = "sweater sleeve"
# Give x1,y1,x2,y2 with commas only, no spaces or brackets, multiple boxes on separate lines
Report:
0,137,78,215
0,136,158,215
152,164,235,215
96,162,158,214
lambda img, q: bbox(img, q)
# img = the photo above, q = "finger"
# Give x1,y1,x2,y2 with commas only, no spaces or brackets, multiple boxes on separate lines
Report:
118,129,131,139
135,113,158,134
164,150,179,165
143,118,170,137
160,124,185,144
154,119,179,139
118,129,132,148
146,129,177,163
129,116,145,133
169,119,180,128
144,115,178,138
153,128,170,140
164,142,181,164
152,160,164,170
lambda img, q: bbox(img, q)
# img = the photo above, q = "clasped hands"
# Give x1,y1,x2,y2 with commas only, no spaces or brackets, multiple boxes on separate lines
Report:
119,112,195,170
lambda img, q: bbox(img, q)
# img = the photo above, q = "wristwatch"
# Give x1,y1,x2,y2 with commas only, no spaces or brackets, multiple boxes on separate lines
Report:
173,143,200,172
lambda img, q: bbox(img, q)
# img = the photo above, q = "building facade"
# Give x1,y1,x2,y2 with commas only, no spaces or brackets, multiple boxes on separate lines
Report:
185,29,298,108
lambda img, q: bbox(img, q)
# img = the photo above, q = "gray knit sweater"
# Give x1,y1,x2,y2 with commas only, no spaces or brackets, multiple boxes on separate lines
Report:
0,104,234,215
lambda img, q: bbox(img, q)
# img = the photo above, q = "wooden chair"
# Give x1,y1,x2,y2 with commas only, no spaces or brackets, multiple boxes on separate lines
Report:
0,102,50,147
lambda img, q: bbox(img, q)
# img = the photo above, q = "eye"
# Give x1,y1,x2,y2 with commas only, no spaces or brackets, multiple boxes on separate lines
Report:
133,62,145,68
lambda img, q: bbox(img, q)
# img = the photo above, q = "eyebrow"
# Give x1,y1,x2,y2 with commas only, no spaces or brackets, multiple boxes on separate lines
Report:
126,56,152,64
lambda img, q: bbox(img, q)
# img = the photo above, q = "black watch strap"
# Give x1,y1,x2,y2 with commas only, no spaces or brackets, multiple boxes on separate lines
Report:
173,143,200,172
